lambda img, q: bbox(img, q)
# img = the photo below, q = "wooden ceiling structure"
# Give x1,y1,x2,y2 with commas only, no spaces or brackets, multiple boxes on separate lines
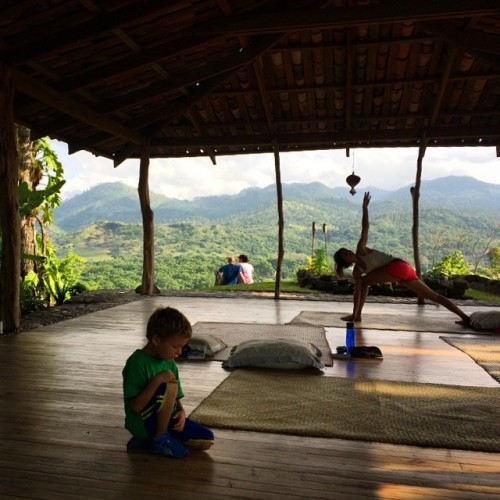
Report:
1,0,500,333
3,0,500,161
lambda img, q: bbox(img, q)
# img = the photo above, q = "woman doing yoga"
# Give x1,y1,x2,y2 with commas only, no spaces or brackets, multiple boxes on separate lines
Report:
333,192,470,325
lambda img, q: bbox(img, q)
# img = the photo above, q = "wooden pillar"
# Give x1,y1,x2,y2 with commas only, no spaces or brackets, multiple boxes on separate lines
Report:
0,64,21,333
137,145,156,295
411,143,426,305
273,144,284,299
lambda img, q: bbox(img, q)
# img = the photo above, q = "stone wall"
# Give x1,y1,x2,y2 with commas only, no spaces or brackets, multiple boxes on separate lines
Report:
296,269,477,299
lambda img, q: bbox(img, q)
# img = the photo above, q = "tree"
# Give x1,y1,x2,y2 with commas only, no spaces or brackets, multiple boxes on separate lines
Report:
469,223,500,273
17,133,74,311
17,130,65,276
18,125,38,277
487,247,500,279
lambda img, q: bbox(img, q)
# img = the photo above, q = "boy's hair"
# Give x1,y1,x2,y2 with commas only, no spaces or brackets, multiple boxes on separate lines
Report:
146,306,192,341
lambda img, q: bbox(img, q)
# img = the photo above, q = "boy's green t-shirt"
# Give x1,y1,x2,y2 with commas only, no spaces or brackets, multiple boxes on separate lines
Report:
122,349,184,440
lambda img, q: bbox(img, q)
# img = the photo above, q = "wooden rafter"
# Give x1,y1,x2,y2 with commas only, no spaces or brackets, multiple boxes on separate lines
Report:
195,1,500,36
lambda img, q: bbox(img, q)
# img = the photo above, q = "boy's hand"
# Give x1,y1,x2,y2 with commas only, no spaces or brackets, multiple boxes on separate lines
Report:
363,192,371,208
171,407,186,432
154,370,176,384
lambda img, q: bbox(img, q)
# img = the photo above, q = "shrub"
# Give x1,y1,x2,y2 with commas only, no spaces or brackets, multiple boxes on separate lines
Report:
424,250,470,279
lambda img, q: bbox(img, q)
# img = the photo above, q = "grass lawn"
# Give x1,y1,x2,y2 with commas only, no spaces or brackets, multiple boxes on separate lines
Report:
465,287,500,303
200,279,322,295
199,281,500,303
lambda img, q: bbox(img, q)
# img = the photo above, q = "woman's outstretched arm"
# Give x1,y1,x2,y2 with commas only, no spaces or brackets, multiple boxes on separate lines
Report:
356,192,371,253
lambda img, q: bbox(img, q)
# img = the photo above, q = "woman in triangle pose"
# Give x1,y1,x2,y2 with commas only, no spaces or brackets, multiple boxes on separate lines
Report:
333,192,470,325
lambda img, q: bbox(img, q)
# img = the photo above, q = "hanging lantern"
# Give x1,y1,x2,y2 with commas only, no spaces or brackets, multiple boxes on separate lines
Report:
346,171,361,196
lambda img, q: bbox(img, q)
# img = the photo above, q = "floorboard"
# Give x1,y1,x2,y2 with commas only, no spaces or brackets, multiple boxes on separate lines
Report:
0,296,498,499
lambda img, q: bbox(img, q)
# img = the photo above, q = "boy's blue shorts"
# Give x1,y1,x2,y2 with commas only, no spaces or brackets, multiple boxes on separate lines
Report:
141,383,214,443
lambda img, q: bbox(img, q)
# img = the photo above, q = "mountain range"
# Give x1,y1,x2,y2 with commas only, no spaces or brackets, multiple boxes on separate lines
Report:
54,176,500,232
50,175,500,290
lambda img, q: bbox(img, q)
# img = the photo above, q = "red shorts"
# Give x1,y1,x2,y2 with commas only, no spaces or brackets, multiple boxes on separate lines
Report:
386,259,419,283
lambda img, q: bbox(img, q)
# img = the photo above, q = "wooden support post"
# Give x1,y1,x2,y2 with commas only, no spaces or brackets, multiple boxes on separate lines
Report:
311,221,316,258
273,144,284,300
412,143,426,305
137,145,156,295
0,64,21,333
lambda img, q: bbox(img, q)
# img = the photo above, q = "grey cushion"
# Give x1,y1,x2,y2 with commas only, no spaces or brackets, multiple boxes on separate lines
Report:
222,337,325,369
185,333,227,358
469,310,500,331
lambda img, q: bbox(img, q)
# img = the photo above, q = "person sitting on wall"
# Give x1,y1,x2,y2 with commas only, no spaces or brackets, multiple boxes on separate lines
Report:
238,254,255,284
219,256,244,285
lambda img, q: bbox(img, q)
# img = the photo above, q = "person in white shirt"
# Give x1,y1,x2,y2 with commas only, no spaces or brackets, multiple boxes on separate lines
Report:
238,254,255,284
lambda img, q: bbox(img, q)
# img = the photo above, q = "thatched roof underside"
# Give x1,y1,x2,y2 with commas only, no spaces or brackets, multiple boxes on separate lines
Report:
3,0,500,165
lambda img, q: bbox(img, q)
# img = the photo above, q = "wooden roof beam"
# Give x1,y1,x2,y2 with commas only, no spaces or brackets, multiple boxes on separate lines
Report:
218,0,274,135
151,126,500,148
12,68,147,145
53,34,220,93
253,57,275,135
205,73,500,97
345,31,353,135
422,21,500,68
8,3,498,98
115,36,284,139
69,101,500,158
72,70,237,155
196,1,500,36
2,0,191,63
21,65,500,140
97,36,282,115
423,21,500,57
185,109,217,165
429,46,457,127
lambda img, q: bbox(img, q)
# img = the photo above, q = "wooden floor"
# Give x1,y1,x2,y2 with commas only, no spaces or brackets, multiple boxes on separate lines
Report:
1,296,499,499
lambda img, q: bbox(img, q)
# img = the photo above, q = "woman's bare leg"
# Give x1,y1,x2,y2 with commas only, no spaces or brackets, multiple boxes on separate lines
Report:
341,268,395,322
353,268,396,321
341,272,363,321
402,280,470,324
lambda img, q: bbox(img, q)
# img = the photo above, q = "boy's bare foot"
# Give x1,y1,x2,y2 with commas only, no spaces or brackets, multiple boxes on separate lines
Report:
340,314,361,322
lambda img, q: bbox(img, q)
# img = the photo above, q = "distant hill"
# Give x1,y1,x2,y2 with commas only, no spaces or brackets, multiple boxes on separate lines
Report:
54,176,500,232
379,176,500,213
50,176,500,291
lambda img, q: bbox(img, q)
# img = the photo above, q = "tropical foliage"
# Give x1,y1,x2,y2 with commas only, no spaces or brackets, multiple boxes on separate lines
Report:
424,250,471,279
17,134,86,312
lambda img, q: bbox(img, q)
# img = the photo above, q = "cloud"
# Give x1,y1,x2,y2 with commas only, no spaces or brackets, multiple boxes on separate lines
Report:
52,140,500,201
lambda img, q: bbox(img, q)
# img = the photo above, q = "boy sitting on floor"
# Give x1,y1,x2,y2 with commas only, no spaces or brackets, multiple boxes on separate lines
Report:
122,306,214,457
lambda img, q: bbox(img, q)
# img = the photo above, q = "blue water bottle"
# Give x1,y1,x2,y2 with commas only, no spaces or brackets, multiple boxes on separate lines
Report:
346,321,356,353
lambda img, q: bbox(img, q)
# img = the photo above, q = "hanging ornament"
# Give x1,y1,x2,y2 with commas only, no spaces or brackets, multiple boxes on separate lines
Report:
345,151,361,195
346,172,360,195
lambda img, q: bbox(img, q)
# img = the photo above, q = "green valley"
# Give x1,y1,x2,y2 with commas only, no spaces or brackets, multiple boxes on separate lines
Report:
51,177,500,291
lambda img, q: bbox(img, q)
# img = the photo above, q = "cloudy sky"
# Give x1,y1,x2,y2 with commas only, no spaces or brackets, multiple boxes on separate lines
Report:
51,139,500,201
